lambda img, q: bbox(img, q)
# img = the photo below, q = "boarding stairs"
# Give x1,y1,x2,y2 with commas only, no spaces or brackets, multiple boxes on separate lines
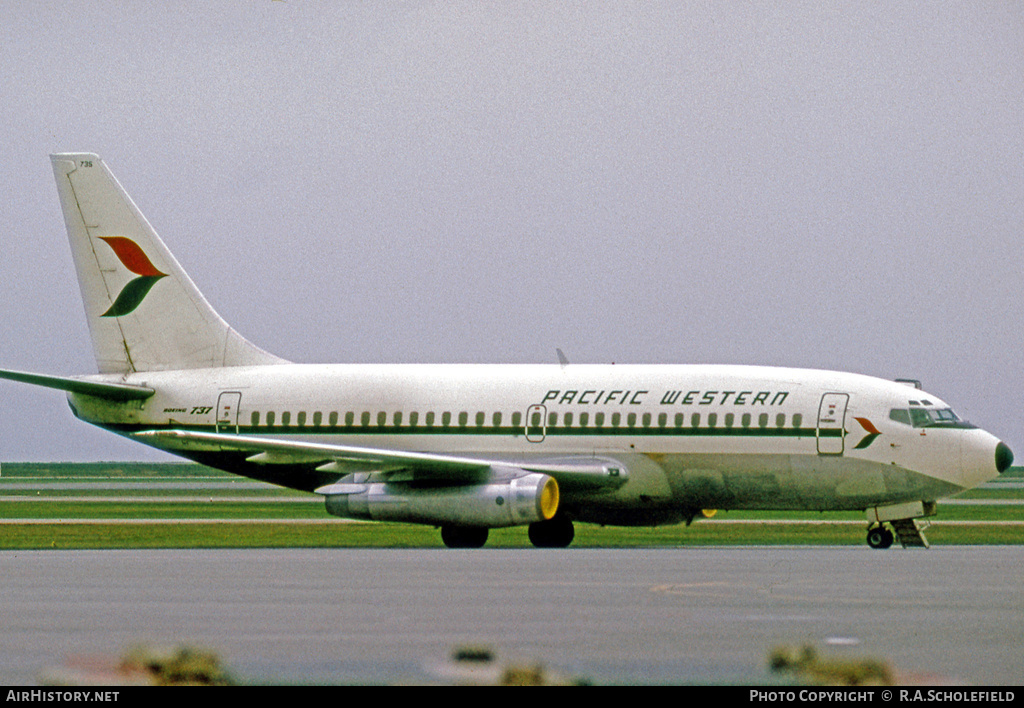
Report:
890,518,931,548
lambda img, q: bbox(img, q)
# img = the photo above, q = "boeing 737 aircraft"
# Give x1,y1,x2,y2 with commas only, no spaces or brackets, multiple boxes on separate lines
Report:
0,154,1013,548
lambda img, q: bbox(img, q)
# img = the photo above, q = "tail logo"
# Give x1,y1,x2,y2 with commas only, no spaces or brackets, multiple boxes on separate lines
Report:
98,237,167,317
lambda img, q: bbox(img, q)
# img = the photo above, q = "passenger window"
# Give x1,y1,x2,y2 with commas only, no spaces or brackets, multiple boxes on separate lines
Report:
492,412,502,427
724,413,734,428
758,413,768,428
627,413,636,428
579,412,589,427
658,413,667,428
377,411,386,426
330,411,339,427
426,412,436,427
793,413,803,428
741,413,751,428
674,413,684,428
267,411,276,426
361,412,371,426
564,412,574,427
393,411,403,426
251,411,260,427
511,411,521,427
344,411,353,426
691,413,701,428
442,412,452,427
476,412,485,427
642,413,652,428
548,412,558,427
708,413,718,428
281,411,291,426
313,411,322,427
595,412,605,427
410,411,419,427
611,412,621,427
459,412,468,427
297,412,306,426
776,413,786,428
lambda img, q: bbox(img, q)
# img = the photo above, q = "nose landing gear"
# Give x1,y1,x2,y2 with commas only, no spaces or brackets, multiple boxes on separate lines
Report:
865,502,934,549
866,518,931,549
866,524,894,549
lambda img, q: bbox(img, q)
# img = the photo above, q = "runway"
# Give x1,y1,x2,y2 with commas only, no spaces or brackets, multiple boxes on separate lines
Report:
1,546,1021,685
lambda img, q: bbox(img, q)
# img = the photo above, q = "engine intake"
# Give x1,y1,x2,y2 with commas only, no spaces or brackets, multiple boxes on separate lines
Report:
324,472,559,528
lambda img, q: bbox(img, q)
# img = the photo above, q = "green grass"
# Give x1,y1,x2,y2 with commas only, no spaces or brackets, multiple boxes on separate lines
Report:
1,462,1021,549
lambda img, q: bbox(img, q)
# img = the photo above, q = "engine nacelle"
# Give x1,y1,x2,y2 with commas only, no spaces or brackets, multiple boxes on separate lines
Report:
324,472,559,528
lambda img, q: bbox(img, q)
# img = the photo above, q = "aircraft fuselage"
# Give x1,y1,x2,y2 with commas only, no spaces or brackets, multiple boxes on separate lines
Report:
68,362,1006,527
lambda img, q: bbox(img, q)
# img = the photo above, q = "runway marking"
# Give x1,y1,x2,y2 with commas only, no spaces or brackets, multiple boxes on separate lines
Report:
825,637,861,646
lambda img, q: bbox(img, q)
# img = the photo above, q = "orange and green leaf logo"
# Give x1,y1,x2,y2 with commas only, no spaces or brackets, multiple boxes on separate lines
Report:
98,237,167,317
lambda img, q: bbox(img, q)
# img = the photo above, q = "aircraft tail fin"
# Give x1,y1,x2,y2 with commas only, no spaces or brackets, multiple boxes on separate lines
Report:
50,153,287,374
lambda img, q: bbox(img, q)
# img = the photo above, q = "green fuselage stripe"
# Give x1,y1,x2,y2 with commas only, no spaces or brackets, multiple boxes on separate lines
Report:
104,422,836,439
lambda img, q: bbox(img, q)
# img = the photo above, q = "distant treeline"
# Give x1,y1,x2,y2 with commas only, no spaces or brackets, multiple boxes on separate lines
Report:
0,462,229,478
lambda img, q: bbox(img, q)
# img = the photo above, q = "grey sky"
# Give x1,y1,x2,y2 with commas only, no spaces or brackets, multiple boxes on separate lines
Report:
1,2,1022,461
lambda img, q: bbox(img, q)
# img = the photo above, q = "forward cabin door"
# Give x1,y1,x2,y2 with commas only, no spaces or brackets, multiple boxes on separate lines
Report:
216,391,242,433
816,393,849,455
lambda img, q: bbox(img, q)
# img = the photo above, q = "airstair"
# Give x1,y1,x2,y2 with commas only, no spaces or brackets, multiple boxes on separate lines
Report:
890,518,930,548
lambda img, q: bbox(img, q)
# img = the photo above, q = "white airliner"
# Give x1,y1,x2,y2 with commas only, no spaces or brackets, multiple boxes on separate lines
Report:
0,153,1013,548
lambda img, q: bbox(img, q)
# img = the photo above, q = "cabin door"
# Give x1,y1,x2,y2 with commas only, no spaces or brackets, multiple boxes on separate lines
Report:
216,391,242,433
816,393,849,455
525,404,547,443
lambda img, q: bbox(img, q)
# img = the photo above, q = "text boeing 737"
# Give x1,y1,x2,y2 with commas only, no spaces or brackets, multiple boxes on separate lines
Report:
0,153,1013,548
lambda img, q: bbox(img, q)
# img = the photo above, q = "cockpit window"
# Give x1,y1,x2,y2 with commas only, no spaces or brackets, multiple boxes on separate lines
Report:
889,407,975,429
910,408,933,427
889,409,911,425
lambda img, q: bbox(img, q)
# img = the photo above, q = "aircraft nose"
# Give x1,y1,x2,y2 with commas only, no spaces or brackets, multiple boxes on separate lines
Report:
995,442,1014,474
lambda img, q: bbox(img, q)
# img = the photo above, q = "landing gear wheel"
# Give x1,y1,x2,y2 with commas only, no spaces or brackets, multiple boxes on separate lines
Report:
440,525,489,549
866,525,894,549
528,515,575,548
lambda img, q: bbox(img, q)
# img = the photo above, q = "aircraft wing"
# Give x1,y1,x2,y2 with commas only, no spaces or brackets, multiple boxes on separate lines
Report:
133,429,627,493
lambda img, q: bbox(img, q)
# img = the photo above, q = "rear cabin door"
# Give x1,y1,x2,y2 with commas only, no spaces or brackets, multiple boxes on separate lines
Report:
216,391,242,433
817,393,849,455
525,404,547,443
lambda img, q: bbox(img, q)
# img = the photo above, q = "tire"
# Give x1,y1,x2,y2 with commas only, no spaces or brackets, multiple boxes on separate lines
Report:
528,516,575,548
866,526,894,549
440,525,489,548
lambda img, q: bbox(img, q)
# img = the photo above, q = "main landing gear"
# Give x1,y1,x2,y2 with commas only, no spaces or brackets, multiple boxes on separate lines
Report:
439,515,577,549
440,525,489,549
527,515,575,548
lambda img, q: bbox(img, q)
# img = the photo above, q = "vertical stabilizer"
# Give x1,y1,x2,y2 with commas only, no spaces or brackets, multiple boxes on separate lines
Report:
51,153,287,373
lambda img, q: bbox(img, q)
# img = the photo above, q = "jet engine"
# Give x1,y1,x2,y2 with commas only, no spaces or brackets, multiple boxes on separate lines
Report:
324,472,559,528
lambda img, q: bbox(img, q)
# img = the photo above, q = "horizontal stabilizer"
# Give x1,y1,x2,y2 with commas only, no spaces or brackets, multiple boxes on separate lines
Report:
0,368,154,401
